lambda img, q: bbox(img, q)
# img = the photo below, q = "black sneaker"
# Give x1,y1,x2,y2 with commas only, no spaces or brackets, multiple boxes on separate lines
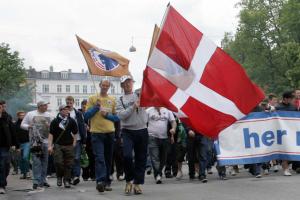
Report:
33,184,38,189
57,178,62,187
20,174,27,179
73,177,80,185
105,184,112,191
199,176,208,183
189,175,195,180
165,174,173,178
96,182,105,192
64,181,71,188
43,182,50,188
220,175,228,180
146,168,152,175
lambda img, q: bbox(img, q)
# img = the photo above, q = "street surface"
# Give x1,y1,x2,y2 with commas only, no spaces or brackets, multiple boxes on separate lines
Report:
2,164,300,200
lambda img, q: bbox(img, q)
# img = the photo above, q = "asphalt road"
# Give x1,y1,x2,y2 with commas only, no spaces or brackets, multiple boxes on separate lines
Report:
2,165,300,200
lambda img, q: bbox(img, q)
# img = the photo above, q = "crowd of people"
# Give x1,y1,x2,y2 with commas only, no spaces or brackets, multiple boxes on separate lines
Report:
1,74,300,195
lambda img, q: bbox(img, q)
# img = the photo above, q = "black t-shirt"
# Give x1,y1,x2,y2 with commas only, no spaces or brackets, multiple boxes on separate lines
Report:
15,119,29,144
50,116,78,145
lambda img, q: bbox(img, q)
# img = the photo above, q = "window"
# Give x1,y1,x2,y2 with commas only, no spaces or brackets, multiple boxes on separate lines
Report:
75,99,80,107
111,83,115,94
66,85,70,93
61,71,68,79
41,71,49,79
91,85,96,94
42,84,49,93
57,98,62,107
83,85,87,94
57,85,62,93
75,85,79,93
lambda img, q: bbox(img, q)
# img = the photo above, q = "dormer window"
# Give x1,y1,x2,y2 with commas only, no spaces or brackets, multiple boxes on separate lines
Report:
41,71,49,79
61,71,68,79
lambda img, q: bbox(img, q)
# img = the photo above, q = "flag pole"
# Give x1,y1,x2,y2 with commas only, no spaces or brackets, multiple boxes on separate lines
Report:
90,74,99,96
147,24,160,61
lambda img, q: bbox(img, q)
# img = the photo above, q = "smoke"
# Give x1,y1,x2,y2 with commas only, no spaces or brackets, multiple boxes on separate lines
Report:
5,83,35,120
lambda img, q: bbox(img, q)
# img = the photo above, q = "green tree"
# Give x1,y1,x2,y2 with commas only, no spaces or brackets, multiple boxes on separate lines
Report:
0,43,26,97
0,42,33,117
222,0,300,94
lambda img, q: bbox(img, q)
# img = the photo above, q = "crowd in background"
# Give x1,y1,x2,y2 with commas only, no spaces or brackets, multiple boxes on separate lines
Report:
1,75,300,195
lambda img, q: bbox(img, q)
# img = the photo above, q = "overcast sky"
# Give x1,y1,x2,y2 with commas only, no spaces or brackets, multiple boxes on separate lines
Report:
0,0,240,88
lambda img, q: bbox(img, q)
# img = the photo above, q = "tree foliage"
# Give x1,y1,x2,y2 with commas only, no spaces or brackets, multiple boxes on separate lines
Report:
221,0,300,94
0,43,26,97
0,42,33,117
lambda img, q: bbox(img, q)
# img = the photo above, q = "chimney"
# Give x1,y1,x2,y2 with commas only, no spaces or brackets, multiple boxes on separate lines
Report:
68,69,72,73
50,66,53,72
81,69,84,73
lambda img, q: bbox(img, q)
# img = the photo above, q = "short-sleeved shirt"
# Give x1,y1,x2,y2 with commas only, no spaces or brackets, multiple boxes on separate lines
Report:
147,107,175,139
87,95,116,133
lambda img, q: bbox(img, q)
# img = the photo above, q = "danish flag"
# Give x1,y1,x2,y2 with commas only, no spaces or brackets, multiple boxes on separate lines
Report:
140,5,265,138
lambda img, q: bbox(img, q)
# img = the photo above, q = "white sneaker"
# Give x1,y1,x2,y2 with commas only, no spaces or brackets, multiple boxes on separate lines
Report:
255,174,262,178
0,187,6,194
118,174,125,181
230,169,236,176
176,170,183,180
28,187,45,194
264,169,269,175
273,165,279,172
156,175,162,184
283,169,292,176
207,168,213,174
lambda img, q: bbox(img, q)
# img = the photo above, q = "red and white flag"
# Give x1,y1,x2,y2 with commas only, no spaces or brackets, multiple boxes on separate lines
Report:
140,5,265,138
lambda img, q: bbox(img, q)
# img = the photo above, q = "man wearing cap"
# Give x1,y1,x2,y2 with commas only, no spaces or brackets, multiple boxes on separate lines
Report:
48,105,78,188
21,100,53,191
116,75,148,195
84,79,118,193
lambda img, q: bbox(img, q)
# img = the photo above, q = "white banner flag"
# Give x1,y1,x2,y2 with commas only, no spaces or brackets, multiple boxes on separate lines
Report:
216,111,300,166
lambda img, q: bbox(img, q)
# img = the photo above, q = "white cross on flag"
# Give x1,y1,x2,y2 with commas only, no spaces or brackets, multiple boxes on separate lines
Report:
140,5,265,139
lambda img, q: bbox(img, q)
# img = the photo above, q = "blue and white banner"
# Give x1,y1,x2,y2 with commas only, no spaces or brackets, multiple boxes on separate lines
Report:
216,111,300,166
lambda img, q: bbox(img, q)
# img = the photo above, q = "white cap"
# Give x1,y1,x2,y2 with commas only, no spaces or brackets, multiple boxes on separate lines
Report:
37,100,49,107
120,75,134,83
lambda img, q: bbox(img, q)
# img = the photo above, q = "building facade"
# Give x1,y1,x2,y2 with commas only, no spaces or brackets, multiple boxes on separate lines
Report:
26,67,123,115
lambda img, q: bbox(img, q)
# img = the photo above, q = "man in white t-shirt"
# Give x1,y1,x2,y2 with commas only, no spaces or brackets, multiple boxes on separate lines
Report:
147,107,176,184
21,100,53,192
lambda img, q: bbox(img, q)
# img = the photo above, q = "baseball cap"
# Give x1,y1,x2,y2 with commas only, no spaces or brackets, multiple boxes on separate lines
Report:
59,104,70,111
120,74,134,83
37,100,49,107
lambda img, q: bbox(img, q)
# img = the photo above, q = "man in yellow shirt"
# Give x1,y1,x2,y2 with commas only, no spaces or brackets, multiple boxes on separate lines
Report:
84,80,118,193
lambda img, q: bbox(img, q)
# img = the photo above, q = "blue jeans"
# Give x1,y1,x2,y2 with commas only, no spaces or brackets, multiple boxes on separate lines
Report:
187,134,208,177
91,133,114,185
32,143,48,186
123,129,148,184
19,142,30,175
0,147,10,188
72,140,82,178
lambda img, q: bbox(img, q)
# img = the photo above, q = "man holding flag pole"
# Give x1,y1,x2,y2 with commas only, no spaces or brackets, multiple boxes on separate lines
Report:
76,36,130,193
